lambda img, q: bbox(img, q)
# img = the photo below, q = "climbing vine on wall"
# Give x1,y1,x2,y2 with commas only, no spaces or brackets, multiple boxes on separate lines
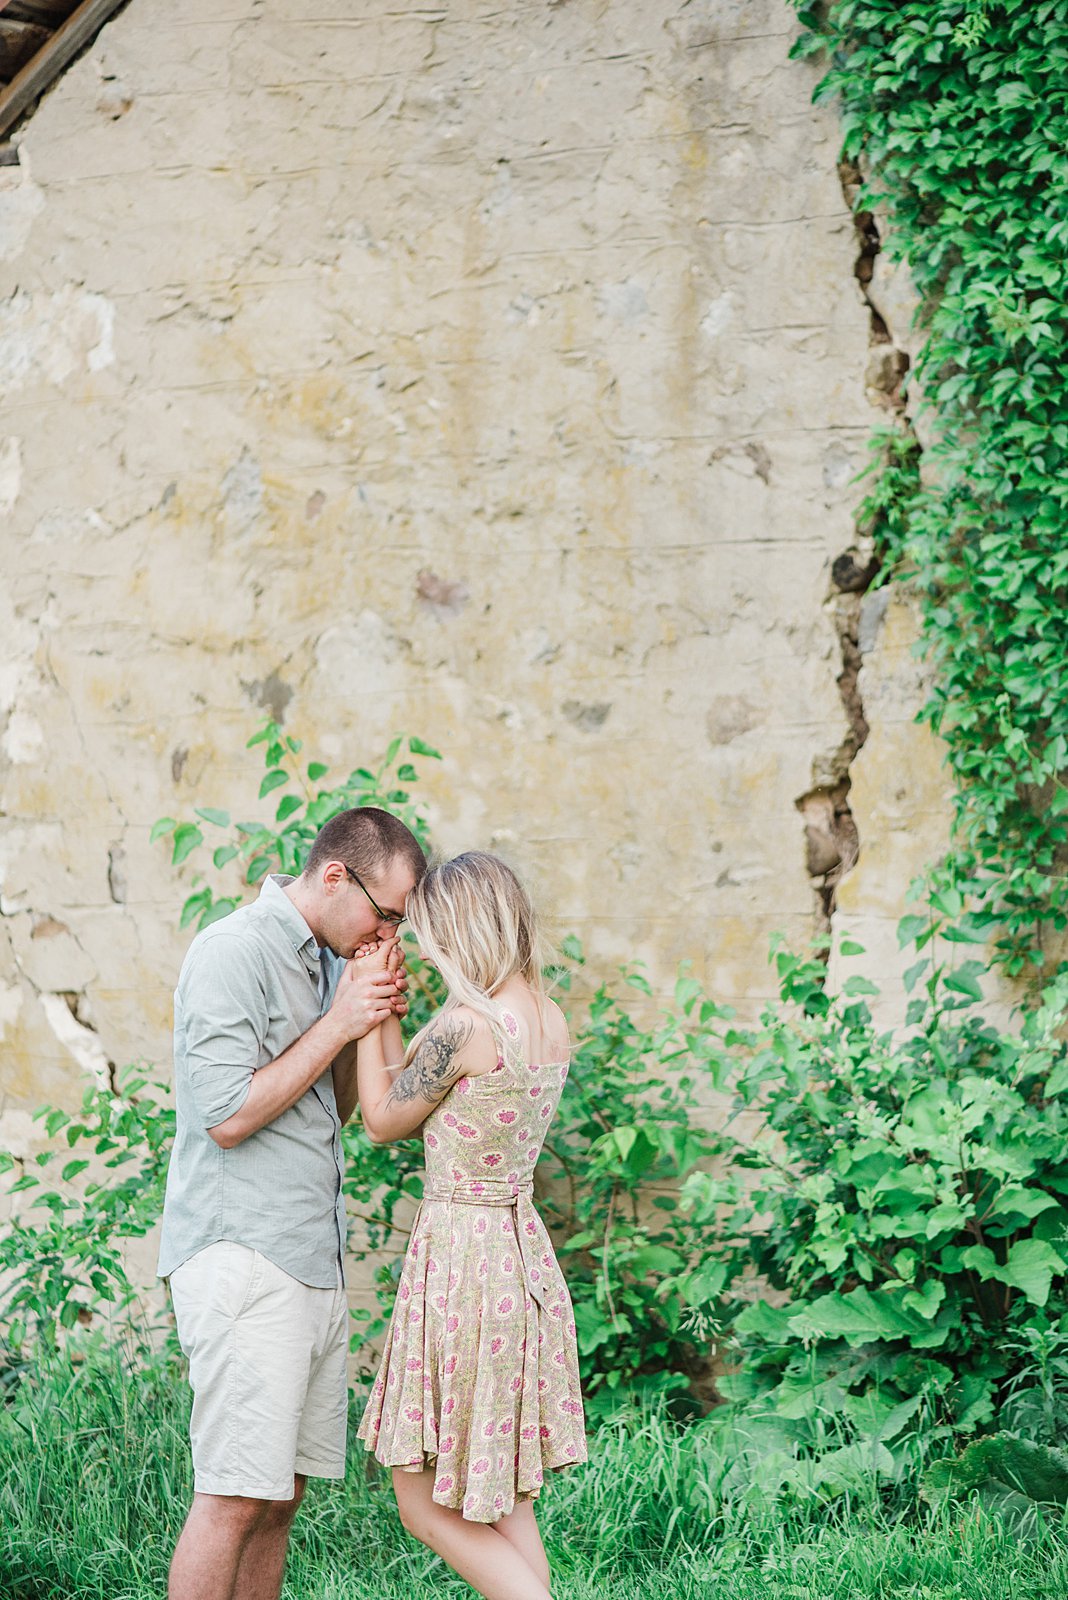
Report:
794,1,1068,977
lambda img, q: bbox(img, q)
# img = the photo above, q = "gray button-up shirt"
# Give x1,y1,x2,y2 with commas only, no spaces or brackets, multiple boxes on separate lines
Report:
158,874,347,1288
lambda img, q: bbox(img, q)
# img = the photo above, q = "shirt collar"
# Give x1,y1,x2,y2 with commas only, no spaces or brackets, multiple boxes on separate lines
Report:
259,874,322,971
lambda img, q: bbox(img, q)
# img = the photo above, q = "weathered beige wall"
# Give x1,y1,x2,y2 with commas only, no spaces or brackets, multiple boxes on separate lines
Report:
0,0,956,1313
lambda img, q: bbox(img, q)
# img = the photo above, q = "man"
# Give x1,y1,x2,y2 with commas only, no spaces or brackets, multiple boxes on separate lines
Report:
158,805,427,1600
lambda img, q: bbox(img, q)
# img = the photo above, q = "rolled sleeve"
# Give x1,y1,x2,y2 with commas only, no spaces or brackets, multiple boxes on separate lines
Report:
180,937,269,1130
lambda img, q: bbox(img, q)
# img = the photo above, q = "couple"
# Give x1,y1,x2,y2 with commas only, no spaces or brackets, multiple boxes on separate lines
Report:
157,805,586,1600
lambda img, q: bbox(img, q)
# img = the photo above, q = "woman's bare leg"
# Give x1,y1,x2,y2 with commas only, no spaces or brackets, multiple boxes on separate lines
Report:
392,1469,551,1600
494,1501,551,1591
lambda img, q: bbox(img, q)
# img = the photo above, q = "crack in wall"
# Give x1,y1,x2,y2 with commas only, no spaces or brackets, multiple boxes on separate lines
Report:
796,159,912,938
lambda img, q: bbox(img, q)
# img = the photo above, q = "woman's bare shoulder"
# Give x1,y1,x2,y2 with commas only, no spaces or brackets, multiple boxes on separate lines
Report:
418,1004,499,1077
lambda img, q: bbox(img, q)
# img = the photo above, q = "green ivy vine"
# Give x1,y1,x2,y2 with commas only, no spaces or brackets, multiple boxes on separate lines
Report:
794,1,1068,977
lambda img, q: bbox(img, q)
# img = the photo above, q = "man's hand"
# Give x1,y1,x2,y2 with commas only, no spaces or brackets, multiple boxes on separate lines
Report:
327,954,396,1040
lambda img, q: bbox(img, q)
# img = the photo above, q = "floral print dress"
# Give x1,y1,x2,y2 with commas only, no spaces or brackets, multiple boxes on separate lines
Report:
356,1007,588,1522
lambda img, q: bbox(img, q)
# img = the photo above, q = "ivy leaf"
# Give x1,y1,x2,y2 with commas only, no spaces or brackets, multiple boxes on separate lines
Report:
195,808,231,828
171,824,202,866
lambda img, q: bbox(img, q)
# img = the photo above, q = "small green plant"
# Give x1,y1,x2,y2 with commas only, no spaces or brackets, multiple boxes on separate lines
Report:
151,724,442,934
541,952,729,1416
0,1069,174,1355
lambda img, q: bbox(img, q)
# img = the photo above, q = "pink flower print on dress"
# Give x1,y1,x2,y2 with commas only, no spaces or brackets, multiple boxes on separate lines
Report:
504,1013,520,1038
425,1131,439,1149
472,1458,490,1475
438,1475,454,1492
458,1123,479,1139
553,1350,566,1366
530,1087,543,1099
524,1219,537,1237
482,1419,495,1438
446,1315,460,1333
490,1336,505,1354
494,1492,506,1513
511,1376,523,1393
534,1468,544,1484
496,1294,516,1315
443,1112,458,1128
497,1110,517,1124
541,1104,552,1118
403,1406,423,1423
482,1153,502,1167
399,1283,411,1301
471,1180,486,1196
474,1216,488,1235
502,1254,515,1274
405,1357,422,1372
427,1256,439,1275
521,1424,537,1440
455,1078,469,1094
499,1417,514,1435
443,1395,456,1416
478,1256,489,1277
516,1130,529,1143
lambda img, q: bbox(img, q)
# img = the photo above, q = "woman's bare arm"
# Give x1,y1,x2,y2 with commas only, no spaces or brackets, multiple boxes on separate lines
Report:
358,1009,493,1143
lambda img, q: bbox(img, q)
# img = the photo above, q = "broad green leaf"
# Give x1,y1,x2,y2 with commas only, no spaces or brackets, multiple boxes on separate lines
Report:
171,824,202,866
195,808,230,828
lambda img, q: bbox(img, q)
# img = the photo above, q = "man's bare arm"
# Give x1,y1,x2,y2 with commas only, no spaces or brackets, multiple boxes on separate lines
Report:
209,967,396,1148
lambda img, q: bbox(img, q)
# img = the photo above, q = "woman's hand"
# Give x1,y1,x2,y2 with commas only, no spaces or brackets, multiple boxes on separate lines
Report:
351,936,409,1018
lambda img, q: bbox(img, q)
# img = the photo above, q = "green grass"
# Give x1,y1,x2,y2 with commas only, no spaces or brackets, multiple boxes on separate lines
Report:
3,1349,1068,1599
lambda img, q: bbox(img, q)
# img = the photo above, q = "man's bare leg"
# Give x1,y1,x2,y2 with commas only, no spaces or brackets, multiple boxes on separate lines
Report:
168,1481,304,1600
233,1477,305,1600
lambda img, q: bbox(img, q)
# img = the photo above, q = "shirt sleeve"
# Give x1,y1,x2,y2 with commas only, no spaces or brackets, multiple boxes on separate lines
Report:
179,935,270,1130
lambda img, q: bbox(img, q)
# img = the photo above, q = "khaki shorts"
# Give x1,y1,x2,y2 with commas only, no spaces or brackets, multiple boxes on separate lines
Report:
169,1240,348,1500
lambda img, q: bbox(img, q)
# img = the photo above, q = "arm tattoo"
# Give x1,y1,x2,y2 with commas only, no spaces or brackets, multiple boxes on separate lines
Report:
385,1016,475,1108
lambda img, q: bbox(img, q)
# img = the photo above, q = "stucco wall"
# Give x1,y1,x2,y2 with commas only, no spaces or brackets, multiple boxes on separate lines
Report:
0,0,953,1309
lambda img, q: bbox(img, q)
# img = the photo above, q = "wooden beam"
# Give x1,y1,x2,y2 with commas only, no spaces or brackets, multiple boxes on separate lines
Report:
0,0,127,139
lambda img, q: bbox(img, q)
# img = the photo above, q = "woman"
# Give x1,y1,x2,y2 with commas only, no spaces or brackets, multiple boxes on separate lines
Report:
353,851,587,1600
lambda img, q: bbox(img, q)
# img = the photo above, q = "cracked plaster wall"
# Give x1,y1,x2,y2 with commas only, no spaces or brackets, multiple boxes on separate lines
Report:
0,0,956,1307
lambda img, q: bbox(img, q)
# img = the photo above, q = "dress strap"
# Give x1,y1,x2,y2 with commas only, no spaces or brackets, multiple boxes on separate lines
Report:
491,1005,525,1069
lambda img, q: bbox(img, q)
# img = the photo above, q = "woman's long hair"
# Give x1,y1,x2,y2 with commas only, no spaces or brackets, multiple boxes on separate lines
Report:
402,851,550,1065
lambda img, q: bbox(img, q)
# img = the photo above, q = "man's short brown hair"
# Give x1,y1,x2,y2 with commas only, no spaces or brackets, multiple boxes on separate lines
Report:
303,806,427,886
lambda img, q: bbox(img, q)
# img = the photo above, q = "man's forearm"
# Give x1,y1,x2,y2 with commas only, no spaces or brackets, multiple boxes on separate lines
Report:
209,1012,352,1148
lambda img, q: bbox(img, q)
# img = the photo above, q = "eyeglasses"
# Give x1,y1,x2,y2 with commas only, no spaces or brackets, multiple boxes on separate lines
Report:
344,865,406,926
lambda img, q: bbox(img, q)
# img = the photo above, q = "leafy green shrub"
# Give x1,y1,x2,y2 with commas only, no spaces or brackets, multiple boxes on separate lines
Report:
792,1,1068,974
664,932,1068,1480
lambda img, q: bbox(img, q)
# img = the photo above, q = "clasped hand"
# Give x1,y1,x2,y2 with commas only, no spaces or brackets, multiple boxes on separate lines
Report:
327,934,409,1040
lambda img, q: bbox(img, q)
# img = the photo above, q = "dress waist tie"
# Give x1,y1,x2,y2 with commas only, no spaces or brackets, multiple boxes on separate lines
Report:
421,1178,551,1309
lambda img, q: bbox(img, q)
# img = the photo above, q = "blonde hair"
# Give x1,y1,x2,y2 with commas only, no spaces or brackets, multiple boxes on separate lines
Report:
403,851,550,1063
